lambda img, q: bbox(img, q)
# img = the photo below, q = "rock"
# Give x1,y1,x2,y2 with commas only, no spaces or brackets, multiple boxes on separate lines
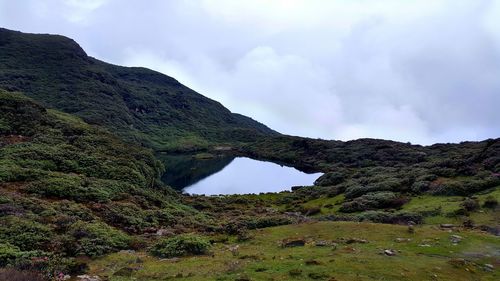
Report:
156,228,174,236
463,219,474,228
341,246,357,253
479,225,500,236
450,235,463,244
159,257,180,263
346,238,368,244
142,227,157,233
281,238,306,247
118,249,135,254
314,240,330,247
384,249,396,256
418,244,431,247
77,275,101,281
395,238,412,243
448,258,467,268
407,225,415,234
484,264,494,271
63,275,71,281
305,259,322,265
227,245,240,256
440,224,455,228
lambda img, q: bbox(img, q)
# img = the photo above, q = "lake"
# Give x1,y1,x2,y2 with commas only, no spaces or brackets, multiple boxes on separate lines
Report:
159,154,323,195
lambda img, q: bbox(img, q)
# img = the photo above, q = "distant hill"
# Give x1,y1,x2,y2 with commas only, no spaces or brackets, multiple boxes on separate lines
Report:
0,28,277,151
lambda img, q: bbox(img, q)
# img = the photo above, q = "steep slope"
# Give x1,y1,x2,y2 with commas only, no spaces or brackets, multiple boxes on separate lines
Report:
0,28,277,151
0,90,208,274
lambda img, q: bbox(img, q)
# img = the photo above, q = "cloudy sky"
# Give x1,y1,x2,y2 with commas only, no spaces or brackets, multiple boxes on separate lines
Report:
1,0,499,144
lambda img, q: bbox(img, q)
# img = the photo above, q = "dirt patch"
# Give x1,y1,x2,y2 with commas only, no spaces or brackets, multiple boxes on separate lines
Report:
0,182,28,192
0,134,31,146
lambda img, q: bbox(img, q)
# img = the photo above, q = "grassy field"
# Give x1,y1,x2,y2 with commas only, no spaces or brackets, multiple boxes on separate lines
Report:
86,221,499,281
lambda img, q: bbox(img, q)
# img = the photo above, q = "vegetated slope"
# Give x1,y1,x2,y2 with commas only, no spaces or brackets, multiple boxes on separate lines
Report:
0,90,209,274
239,135,500,222
0,28,277,152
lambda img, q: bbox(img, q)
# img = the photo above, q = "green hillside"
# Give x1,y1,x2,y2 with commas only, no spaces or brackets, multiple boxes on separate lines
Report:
0,28,277,152
0,90,208,275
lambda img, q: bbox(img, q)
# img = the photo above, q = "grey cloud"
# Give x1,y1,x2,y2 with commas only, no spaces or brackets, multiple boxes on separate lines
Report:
0,0,499,144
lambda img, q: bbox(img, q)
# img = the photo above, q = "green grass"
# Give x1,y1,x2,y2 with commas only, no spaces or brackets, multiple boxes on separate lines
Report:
86,221,499,281
401,187,500,224
299,194,345,215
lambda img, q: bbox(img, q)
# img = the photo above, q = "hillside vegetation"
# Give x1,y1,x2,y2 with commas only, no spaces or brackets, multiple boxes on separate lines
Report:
0,90,208,276
0,28,277,152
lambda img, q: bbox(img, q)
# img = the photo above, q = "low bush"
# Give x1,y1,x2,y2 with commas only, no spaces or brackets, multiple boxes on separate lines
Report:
483,195,498,208
70,221,131,257
461,198,480,212
0,216,53,251
149,234,211,258
300,206,321,216
340,192,407,213
0,243,20,266
245,216,294,229
314,171,346,186
320,211,422,225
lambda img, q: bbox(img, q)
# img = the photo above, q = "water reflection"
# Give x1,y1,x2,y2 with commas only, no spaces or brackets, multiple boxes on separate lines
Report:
160,154,322,195
159,154,235,189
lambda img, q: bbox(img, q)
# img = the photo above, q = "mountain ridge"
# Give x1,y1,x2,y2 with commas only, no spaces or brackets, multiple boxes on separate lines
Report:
0,27,277,151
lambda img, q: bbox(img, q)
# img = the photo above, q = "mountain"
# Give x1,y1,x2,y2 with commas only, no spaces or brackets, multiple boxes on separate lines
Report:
0,28,277,152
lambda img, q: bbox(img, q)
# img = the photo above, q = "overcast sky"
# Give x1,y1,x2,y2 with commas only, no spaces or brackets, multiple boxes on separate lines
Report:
1,0,499,144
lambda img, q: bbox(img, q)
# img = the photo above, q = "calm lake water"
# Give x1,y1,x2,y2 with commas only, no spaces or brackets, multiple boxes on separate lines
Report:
159,154,322,195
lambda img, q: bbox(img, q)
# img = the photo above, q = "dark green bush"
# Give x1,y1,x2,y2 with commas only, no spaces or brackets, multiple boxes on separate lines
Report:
70,221,131,257
314,171,346,186
461,198,480,212
0,216,52,251
483,196,498,208
340,191,407,213
149,234,211,258
0,243,38,266
245,216,294,229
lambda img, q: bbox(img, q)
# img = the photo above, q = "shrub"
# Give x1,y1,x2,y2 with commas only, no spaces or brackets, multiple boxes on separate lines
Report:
149,234,211,258
0,268,46,281
340,192,407,213
0,243,26,266
344,177,403,199
98,202,155,232
300,206,321,216
461,198,480,212
245,216,293,229
314,171,346,186
483,196,498,209
410,180,430,193
0,216,53,251
0,242,48,269
70,221,131,257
